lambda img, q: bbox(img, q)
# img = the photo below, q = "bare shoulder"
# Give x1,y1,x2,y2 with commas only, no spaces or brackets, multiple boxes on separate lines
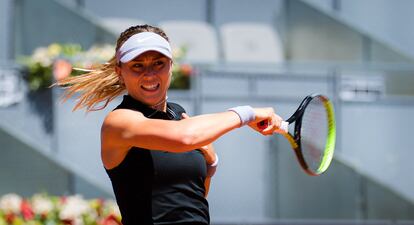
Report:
101,109,145,132
100,109,146,149
100,109,145,169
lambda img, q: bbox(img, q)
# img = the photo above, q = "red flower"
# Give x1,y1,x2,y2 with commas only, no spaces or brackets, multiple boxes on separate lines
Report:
179,64,193,77
53,59,72,81
61,219,73,225
100,214,122,225
95,198,105,216
60,196,68,204
20,200,34,220
5,213,15,224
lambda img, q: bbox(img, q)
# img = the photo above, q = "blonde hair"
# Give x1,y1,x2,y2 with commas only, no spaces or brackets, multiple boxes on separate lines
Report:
56,24,170,111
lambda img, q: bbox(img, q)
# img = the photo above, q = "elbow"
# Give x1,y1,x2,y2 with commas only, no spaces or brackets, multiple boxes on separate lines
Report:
179,127,202,149
181,132,197,147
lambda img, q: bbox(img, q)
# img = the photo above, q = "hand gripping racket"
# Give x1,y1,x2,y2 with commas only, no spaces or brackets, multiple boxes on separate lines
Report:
259,94,336,176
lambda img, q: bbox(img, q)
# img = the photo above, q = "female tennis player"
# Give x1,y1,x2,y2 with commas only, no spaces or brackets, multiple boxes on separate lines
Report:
57,24,283,225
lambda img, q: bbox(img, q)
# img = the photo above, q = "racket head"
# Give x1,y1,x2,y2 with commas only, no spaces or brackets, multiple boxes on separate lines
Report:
288,94,336,176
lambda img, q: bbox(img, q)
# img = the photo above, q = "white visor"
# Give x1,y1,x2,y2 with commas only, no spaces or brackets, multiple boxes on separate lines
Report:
116,32,172,63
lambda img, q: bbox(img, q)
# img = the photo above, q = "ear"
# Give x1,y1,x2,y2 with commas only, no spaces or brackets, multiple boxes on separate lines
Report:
169,60,174,75
115,64,121,75
115,64,124,84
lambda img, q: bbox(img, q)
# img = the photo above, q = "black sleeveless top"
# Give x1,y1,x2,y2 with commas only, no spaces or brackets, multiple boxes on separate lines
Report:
105,95,209,225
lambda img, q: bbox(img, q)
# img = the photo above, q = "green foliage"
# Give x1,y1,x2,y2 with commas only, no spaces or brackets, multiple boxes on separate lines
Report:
18,43,193,91
0,193,121,225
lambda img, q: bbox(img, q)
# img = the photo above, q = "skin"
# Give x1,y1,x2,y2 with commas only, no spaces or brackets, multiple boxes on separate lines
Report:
102,50,283,196
182,112,215,196
115,51,171,111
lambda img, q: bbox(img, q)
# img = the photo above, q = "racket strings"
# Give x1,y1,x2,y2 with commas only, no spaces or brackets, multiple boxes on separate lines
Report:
300,97,329,172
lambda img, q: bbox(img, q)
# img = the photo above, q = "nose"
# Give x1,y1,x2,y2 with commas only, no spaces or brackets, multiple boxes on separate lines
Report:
142,66,157,76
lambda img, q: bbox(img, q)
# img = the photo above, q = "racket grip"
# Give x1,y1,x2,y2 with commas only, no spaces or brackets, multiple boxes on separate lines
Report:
280,121,289,133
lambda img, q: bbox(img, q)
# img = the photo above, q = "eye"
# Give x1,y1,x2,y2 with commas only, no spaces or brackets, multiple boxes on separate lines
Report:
132,63,144,68
131,63,145,73
153,60,166,70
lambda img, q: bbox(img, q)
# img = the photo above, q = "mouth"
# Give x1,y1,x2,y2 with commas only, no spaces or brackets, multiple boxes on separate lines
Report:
141,83,160,92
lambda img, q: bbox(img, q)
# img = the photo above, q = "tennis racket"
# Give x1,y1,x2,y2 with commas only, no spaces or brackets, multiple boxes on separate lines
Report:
259,94,336,176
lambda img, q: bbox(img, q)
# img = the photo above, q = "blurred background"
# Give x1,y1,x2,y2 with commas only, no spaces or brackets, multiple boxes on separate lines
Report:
1,0,414,224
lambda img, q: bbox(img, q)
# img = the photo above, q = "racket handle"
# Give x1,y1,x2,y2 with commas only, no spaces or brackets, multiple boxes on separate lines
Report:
280,121,289,133
257,120,289,133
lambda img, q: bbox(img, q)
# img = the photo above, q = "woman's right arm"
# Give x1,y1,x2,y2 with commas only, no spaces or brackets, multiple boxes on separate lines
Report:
103,107,281,150
101,107,282,167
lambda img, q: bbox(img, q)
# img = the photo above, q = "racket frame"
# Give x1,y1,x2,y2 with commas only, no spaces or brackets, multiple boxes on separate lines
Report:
284,94,336,176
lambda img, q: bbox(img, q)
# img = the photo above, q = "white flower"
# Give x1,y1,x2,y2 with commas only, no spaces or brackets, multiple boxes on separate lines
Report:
31,194,53,215
103,199,120,217
59,195,91,223
71,44,114,69
87,44,114,61
47,43,62,58
0,193,22,214
32,47,53,67
172,47,185,60
72,217,84,225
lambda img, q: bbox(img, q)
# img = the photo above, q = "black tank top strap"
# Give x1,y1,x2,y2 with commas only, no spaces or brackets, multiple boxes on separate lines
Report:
114,95,185,121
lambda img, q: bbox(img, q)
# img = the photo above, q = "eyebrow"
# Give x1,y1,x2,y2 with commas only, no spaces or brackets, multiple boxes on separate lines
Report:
131,55,167,63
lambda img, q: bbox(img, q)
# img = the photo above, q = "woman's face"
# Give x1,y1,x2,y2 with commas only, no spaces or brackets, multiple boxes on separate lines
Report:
117,51,172,108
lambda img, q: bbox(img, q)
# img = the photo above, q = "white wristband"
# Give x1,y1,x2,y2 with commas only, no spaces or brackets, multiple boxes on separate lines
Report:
209,153,219,167
228,106,255,126
206,153,219,177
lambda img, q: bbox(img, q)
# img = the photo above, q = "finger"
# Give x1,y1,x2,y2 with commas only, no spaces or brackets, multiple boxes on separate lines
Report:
274,118,288,134
181,112,190,119
262,125,274,135
263,114,283,134
261,114,276,133
273,114,282,129
274,128,286,135
199,145,208,152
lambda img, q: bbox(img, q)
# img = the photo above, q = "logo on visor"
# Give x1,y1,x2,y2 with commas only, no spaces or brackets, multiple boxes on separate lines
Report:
136,36,154,43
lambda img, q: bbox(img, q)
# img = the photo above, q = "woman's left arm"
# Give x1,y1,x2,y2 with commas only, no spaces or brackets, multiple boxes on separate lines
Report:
199,143,217,197
182,113,217,197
